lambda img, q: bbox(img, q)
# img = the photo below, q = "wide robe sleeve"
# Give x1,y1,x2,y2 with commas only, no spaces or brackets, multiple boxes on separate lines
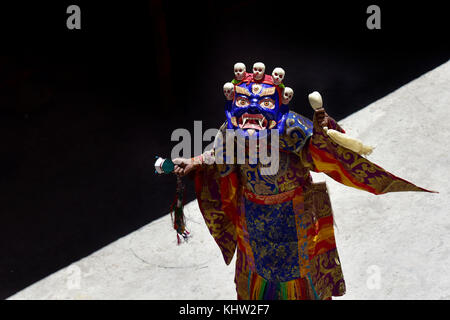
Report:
193,121,240,265
194,165,238,265
304,112,435,195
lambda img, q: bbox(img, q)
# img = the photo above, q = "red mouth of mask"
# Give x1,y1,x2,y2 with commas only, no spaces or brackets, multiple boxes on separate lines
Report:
238,113,268,130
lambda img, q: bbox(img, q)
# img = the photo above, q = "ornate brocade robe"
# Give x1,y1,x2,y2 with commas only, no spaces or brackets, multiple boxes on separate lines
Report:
194,111,431,300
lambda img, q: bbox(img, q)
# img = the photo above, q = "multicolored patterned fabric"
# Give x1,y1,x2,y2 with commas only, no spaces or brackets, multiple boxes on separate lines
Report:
230,181,345,300
194,110,432,300
194,165,237,265
247,268,319,300
244,189,303,282
307,114,435,194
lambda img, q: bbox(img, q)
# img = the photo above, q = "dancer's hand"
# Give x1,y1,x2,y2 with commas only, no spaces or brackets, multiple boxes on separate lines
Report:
314,108,330,128
173,158,197,177
314,108,345,132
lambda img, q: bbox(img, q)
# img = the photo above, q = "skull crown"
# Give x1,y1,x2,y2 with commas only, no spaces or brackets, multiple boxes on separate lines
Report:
226,62,293,105
231,62,287,85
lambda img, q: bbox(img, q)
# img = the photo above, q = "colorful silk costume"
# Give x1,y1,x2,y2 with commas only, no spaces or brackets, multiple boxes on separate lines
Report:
192,63,432,300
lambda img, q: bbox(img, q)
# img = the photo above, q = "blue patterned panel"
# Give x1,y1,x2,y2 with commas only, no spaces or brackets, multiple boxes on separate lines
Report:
244,198,301,282
280,111,313,154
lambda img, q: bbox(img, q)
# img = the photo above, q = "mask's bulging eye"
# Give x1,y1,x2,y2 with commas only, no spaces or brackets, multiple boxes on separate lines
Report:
260,98,275,109
236,96,250,107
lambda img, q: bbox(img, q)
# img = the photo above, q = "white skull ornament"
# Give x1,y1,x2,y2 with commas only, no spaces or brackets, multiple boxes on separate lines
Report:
252,62,265,81
233,62,246,81
282,87,294,105
223,82,234,100
271,67,285,85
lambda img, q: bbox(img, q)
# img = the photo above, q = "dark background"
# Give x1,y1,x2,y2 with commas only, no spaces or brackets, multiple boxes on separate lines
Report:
0,1,448,299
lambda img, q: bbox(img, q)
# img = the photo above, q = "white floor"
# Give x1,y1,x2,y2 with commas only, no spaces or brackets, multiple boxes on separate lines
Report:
9,60,450,300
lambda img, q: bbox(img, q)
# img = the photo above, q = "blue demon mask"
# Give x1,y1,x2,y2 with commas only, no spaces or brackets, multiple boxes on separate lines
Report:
224,63,291,138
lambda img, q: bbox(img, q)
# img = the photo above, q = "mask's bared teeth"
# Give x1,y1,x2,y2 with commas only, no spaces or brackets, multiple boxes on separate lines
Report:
243,117,247,126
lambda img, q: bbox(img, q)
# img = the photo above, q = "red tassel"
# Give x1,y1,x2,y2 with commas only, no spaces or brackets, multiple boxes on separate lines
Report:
170,176,189,244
